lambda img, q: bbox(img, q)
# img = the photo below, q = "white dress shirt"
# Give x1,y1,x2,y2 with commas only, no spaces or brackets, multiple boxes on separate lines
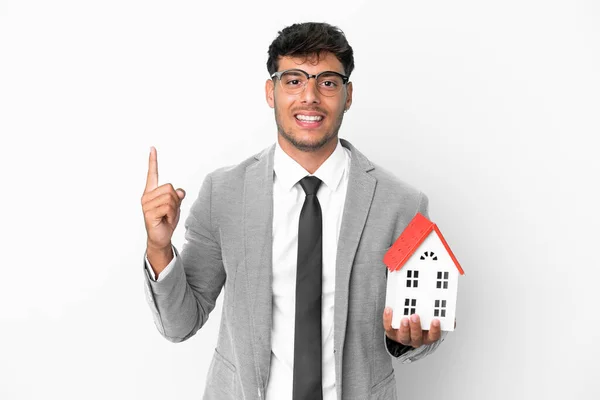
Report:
146,139,351,400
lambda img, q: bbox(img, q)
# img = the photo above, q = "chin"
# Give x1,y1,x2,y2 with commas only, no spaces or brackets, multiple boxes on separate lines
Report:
282,131,336,152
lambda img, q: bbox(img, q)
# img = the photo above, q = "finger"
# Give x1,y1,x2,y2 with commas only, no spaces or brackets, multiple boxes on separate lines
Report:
164,204,178,226
145,146,159,193
142,183,180,206
143,197,179,230
409,314,423,347
383,307,395,334
423,319,441,345
144,203,177,226
176,188,186,200
142,192,179,214
142,188,180,212
396,317,411,345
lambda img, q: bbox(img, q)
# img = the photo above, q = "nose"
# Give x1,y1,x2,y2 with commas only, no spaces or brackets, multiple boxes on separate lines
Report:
299,77,321,104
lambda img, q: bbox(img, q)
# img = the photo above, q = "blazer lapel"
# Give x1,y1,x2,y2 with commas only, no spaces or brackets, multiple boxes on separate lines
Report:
334,139,376,393
243,144,275,391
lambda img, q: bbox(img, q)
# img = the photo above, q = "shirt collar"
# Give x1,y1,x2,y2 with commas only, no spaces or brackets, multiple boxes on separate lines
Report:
274,139,348,192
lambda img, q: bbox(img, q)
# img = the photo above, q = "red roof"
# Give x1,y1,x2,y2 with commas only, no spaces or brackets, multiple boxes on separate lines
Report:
383,212,464,275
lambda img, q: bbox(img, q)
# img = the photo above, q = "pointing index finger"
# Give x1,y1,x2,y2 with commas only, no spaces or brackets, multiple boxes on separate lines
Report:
145,146,158,192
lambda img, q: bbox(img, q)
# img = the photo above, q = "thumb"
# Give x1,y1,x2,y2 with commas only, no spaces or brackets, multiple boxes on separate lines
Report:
176,188,186,200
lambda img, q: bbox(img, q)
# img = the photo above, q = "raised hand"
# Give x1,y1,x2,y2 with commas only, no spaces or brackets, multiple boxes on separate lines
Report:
141,147,186,273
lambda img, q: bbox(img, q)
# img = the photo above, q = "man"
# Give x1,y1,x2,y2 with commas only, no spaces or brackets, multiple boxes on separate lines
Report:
141,22,447,400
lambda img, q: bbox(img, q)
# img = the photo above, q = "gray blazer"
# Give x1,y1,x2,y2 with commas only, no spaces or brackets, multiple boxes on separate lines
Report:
144,139,446,400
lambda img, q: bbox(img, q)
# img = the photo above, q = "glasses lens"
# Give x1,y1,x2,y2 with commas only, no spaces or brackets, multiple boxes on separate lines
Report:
277,70,346,96
279,71,307,94
316,72,344,96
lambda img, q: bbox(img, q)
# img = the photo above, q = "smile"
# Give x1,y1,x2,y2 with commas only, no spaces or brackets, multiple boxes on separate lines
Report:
295,114,324,122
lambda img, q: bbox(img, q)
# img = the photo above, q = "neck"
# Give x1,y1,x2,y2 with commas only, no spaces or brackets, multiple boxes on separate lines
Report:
277,135,338,174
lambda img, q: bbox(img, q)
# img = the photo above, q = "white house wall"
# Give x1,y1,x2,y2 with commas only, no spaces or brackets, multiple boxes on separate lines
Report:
385,231,459,331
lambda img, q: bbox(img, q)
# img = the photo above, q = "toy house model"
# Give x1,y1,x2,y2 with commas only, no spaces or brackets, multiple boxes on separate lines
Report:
384,212,464,331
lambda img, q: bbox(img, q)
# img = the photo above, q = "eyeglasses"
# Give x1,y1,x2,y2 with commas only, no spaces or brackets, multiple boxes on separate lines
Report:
271,69,349,97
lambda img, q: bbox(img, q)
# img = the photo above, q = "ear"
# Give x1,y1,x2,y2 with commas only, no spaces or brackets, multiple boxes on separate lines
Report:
265,79,275,108
345,81,353,111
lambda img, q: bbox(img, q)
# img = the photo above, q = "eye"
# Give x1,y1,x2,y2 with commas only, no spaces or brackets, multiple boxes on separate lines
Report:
317,73,343,90
281,72,305,87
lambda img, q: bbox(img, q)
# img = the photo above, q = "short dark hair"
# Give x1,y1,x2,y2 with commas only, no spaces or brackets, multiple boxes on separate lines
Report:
267,22,354,78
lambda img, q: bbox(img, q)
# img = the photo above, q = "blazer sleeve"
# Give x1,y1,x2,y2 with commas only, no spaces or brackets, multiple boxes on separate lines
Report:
384,191,448,363
143,173,226,342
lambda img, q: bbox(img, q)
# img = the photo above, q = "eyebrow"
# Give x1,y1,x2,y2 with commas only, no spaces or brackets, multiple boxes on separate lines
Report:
282,69,346,76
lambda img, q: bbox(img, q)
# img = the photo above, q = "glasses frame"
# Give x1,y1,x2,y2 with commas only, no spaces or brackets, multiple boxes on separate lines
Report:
270,68,350,97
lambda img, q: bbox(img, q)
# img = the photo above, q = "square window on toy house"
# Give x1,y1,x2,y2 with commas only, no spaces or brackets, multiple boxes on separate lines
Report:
403,298,417,316
433,299,447,318
436,271,449,289
406,270,419,288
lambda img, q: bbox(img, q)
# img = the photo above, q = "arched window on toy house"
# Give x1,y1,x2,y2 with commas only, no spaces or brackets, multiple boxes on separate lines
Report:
420,251,438,261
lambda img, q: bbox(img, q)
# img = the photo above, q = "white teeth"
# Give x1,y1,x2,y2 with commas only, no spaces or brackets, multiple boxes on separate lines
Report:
296,114,323,122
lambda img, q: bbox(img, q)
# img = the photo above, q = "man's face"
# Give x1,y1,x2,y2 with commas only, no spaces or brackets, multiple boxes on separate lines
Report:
265,52,353,153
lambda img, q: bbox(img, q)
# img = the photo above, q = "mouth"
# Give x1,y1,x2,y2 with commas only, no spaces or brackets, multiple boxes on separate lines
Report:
294,112,325,129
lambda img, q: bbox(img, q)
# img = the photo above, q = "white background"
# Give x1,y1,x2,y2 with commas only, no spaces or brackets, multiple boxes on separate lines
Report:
1,0,599,399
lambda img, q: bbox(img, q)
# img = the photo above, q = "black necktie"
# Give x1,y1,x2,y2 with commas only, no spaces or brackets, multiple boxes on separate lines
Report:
293,176,323,400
